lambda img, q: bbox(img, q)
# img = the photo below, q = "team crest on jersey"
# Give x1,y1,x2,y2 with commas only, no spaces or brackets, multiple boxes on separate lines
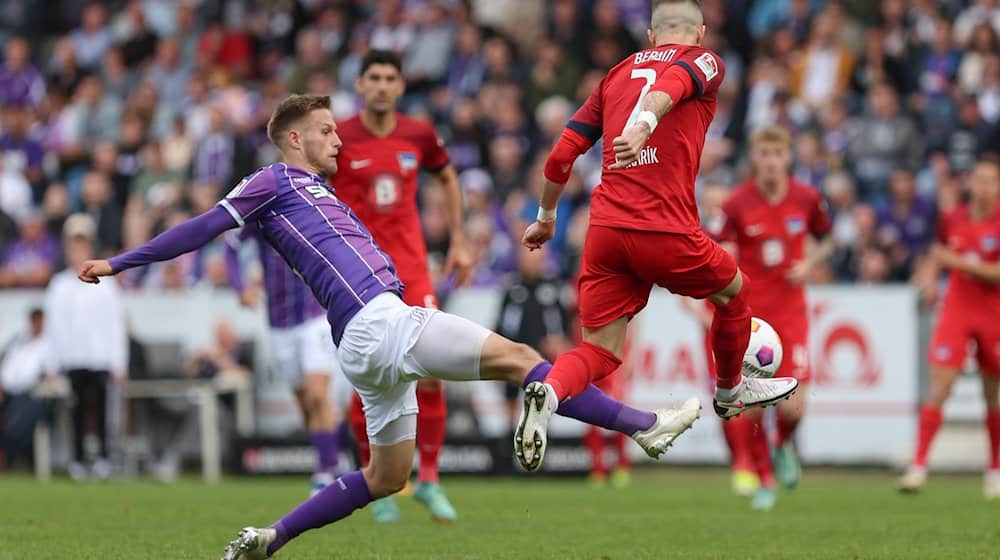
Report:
981,235,998,252
398,152,418,172
694,52,719,81
785,216,805,235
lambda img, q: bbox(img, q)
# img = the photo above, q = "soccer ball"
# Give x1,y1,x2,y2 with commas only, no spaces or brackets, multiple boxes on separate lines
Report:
742,317,783,378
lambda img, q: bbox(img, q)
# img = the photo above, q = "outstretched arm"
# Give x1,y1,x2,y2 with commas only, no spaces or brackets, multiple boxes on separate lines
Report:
79,206,239,284
434,164,474,286
522,128,594,250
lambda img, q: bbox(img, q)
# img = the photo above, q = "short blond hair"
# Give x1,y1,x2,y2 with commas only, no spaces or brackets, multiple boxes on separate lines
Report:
751,125,792,150
651,0,704,33
266,94,331,147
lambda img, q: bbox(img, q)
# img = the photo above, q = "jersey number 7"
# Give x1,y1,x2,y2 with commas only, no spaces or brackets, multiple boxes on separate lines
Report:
624,69,657,131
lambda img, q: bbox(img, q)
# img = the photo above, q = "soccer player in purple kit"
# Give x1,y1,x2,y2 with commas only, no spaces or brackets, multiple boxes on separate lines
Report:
225,226,343,495
77,94,701,559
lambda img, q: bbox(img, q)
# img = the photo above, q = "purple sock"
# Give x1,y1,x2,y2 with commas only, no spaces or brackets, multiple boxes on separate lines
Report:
310,431,340,473
268,470,372,555
523,361,655,436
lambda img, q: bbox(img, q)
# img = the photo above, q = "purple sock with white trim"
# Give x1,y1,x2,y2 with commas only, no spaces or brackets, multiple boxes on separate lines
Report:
523,362,655,435
268,470,372,555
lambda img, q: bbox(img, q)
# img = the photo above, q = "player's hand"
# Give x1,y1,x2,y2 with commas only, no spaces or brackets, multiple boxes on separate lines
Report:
931,245,963,270
609,122,652,170
78,259,113,284
445,242,475,287
239,287,262,308
522,220,556,251
785,260,812,284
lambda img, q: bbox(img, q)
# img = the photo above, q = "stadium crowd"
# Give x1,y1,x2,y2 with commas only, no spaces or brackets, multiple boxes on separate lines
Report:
0,0,997,298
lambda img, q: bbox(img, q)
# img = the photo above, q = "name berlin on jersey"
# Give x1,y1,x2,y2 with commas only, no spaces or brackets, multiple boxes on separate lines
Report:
634,48,677,65
625,147,660,169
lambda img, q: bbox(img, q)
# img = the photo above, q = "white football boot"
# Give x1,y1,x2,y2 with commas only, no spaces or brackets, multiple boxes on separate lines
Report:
514,382,558,472
984,470,1000,500
632,398,702,458
221,527,276,560
713,377,799,419
896,466,927,494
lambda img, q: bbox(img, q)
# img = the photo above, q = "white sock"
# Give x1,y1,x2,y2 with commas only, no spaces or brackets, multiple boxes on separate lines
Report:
543,383,559,413
715,378,745,402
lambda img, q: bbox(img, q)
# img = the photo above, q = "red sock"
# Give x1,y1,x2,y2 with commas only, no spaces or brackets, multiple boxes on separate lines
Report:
613,432,631,469
585,426,607,476
710,274,751,389
349,392,370,467
913,405,943,468
986,410,1000,470
416,384,447,483
775,409,800,448
544,341,622,400
748,416,774,487
723,414,754,472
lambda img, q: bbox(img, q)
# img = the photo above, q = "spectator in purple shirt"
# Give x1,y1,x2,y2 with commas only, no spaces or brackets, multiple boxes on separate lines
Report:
876,169,936,280
0,37,44,108
0,212,59,288
0,104,45,190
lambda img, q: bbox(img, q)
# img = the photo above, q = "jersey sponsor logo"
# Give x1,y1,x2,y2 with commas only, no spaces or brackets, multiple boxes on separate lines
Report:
293,176,313,184
786,216,805,235
350,159,372,169
694,52,719,82
982,235,997,252
624,146,660,169
398,152,418,172
226,177,249,198
634,48,677,65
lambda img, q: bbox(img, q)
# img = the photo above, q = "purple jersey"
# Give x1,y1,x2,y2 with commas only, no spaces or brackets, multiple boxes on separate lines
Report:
0,64,44,108
218,163,402,344
227,224,327,329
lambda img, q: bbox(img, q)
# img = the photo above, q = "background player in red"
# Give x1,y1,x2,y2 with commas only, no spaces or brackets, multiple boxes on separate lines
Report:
899,160,1000,499
516,0,799,471
716,125,834,510
334,50,473,523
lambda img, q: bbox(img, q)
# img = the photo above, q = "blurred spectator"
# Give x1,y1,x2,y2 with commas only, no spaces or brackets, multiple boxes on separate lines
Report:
946,96,993,174
69,2,112,70
47,37,84,100
447,23,486,98
0,308,55,468
146,37,190,114
790,7,855,110
847,82,923,198
876,170,936,280
0,157,31,224
953,0,1000,46
0,212,59,288
191,107,233,188
957,24,997,95
114,1,160,68
44,214,127,481
286,27,338,95
495,244,572,428
1,104,45,190
403,2,455,88
791,130,830,188
0,37,44,108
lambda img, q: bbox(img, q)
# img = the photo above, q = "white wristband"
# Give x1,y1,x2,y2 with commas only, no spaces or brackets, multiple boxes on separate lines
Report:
537,207,557,223
637,110,659,133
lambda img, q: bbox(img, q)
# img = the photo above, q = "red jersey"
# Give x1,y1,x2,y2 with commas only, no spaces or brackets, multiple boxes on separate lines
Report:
333,114,450,287
716,179,831,319
938,205,1000,308
569,43,725,233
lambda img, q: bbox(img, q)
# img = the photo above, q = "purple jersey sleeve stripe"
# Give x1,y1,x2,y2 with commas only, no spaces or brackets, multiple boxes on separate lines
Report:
218,199,245,227
276,214,366,306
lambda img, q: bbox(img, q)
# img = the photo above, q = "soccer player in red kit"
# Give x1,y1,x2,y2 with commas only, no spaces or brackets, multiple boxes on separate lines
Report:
334,50,473,522
899,161,1000,499
716,126,834,510
516,0,798,472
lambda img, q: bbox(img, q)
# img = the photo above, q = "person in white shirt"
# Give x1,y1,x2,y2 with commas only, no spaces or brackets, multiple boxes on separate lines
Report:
0,308,55,467
44,214,127,480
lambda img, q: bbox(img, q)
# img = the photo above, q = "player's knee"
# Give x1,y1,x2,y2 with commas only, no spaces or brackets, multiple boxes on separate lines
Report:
507,342,543,382
363,463,409,498
417,377,443,390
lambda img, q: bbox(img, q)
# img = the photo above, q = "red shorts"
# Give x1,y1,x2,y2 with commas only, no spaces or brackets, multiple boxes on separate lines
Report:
578,226,738,328
765,313,811,382
401,272,439,308
929,304,1000,375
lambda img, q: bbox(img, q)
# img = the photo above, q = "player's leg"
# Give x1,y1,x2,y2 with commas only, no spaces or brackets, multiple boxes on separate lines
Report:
584,426,608,486
537,226,638,402
412,377,456,522
406,311,699,471
610,431,632,489
772,324,809,489
976,334,1000,499
347,389,401,523
704,330,756,494
747,409,777,511
899,316,967,493
299,318,344,493
223,417,416,560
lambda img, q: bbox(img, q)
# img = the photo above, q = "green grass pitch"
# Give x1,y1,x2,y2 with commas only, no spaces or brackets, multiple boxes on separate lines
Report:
0,469,997,559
